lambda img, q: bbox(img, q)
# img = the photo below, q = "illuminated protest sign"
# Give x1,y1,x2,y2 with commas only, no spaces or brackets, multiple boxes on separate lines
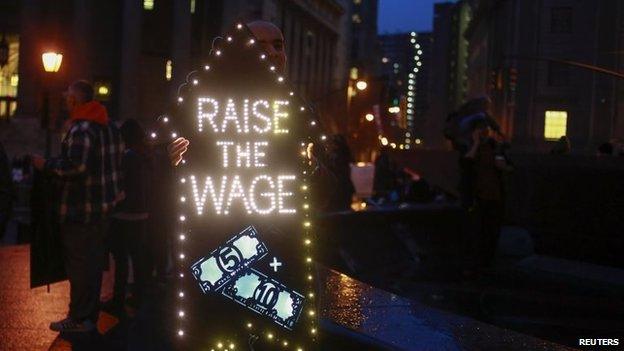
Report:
154,23,319,350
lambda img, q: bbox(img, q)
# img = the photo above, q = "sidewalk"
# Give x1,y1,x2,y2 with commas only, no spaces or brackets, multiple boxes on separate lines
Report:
0,245,118,351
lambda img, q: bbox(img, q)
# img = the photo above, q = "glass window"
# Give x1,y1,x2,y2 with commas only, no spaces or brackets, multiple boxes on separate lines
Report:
548,61,569,86
165,59,173,81
0,35,19,119
544,110,568,140
551,7,572,33
144,0,154,11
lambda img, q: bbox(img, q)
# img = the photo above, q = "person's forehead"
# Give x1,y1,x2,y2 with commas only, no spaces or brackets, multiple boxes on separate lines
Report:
248,23,284,43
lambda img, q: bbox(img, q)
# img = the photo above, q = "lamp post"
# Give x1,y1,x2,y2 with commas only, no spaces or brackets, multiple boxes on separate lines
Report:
0,34,9,68
41,51,63,157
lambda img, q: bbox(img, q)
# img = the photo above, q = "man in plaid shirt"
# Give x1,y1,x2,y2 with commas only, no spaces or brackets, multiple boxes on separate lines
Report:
32,80,124,333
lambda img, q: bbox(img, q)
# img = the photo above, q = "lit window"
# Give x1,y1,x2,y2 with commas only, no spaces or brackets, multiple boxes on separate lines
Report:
544,110,567,140
350,67,358,80
190,0,196,14
10,74,18,87
144,0,154,10
165,59,173,81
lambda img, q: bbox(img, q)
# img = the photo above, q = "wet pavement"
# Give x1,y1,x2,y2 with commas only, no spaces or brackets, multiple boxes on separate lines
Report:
319,268,577,351
0,245,118,351
0,244,581,350
0,245,69,350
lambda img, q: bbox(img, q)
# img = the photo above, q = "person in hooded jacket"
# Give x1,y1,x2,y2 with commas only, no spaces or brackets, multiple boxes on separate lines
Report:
32,80,124,333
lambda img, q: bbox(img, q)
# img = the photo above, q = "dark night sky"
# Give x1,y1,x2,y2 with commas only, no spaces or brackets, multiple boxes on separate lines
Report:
378,0,457,34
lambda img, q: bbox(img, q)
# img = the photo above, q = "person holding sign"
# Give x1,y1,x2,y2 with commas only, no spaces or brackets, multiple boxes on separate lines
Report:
158,20,335,350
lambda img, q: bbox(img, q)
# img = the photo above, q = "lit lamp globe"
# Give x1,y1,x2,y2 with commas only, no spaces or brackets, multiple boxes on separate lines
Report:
41,52,63,73
355,80,368,91
365,113,374,122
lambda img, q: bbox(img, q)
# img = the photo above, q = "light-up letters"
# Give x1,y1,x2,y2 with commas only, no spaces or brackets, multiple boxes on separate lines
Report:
189,175,296,216
196,97,287,135
191,96,295,216
197,97,220,133
273,100,289,134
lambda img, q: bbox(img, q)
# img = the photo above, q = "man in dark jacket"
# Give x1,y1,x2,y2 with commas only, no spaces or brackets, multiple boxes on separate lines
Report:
32,80,124,332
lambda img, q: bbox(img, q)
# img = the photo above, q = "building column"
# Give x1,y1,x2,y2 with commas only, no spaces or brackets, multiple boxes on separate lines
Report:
118,0,142,121
16,0,41,117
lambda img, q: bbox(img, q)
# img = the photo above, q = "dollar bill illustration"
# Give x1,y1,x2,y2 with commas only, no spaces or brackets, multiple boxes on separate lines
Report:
190,226,268,293
221,268,305,330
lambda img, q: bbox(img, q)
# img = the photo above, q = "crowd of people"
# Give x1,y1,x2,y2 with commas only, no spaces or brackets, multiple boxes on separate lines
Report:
26,80,175,332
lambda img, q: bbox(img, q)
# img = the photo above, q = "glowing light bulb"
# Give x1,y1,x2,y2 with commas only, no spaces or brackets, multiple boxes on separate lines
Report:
180,196,186,202
215,50,221,56
150,132,157,139
193,79,198,85
179,291,184,297
178,330,184,336
277,76,284,82
172,132,177,138
204,65,210,70
246,323,252,328
179,311,185,317
267,333,274,340
179,234,186,241
305,239,311,245
237,23,243,29
270,66,276,71
179,215,186,222
179,253,185,259
310,121,316,126
227,36,232,42
177,97,183,103
163,117,169,123
289,91,294,96
260,54,266,60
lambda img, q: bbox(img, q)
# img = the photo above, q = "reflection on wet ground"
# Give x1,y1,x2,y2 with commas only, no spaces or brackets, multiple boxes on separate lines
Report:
319,266,577,351
1,245,577,350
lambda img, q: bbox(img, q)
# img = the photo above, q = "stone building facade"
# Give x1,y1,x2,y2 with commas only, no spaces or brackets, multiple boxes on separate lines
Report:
465,0,624,153
0,0,351,157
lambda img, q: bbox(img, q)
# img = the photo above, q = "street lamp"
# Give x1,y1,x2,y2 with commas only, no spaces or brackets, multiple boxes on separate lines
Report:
41,51,63,157
41,52,63,72
355,80,368,91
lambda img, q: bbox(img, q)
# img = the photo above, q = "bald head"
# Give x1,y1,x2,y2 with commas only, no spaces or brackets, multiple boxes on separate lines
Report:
247,21,287,73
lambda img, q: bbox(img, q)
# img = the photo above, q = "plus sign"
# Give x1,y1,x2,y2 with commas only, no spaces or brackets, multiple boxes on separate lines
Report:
269,257,283,272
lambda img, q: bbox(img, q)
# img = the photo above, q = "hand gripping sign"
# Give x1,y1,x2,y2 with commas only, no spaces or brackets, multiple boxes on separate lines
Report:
154,23,321,350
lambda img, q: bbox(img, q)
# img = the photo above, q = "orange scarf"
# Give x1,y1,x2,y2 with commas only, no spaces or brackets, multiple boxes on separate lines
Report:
70,101,109,125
